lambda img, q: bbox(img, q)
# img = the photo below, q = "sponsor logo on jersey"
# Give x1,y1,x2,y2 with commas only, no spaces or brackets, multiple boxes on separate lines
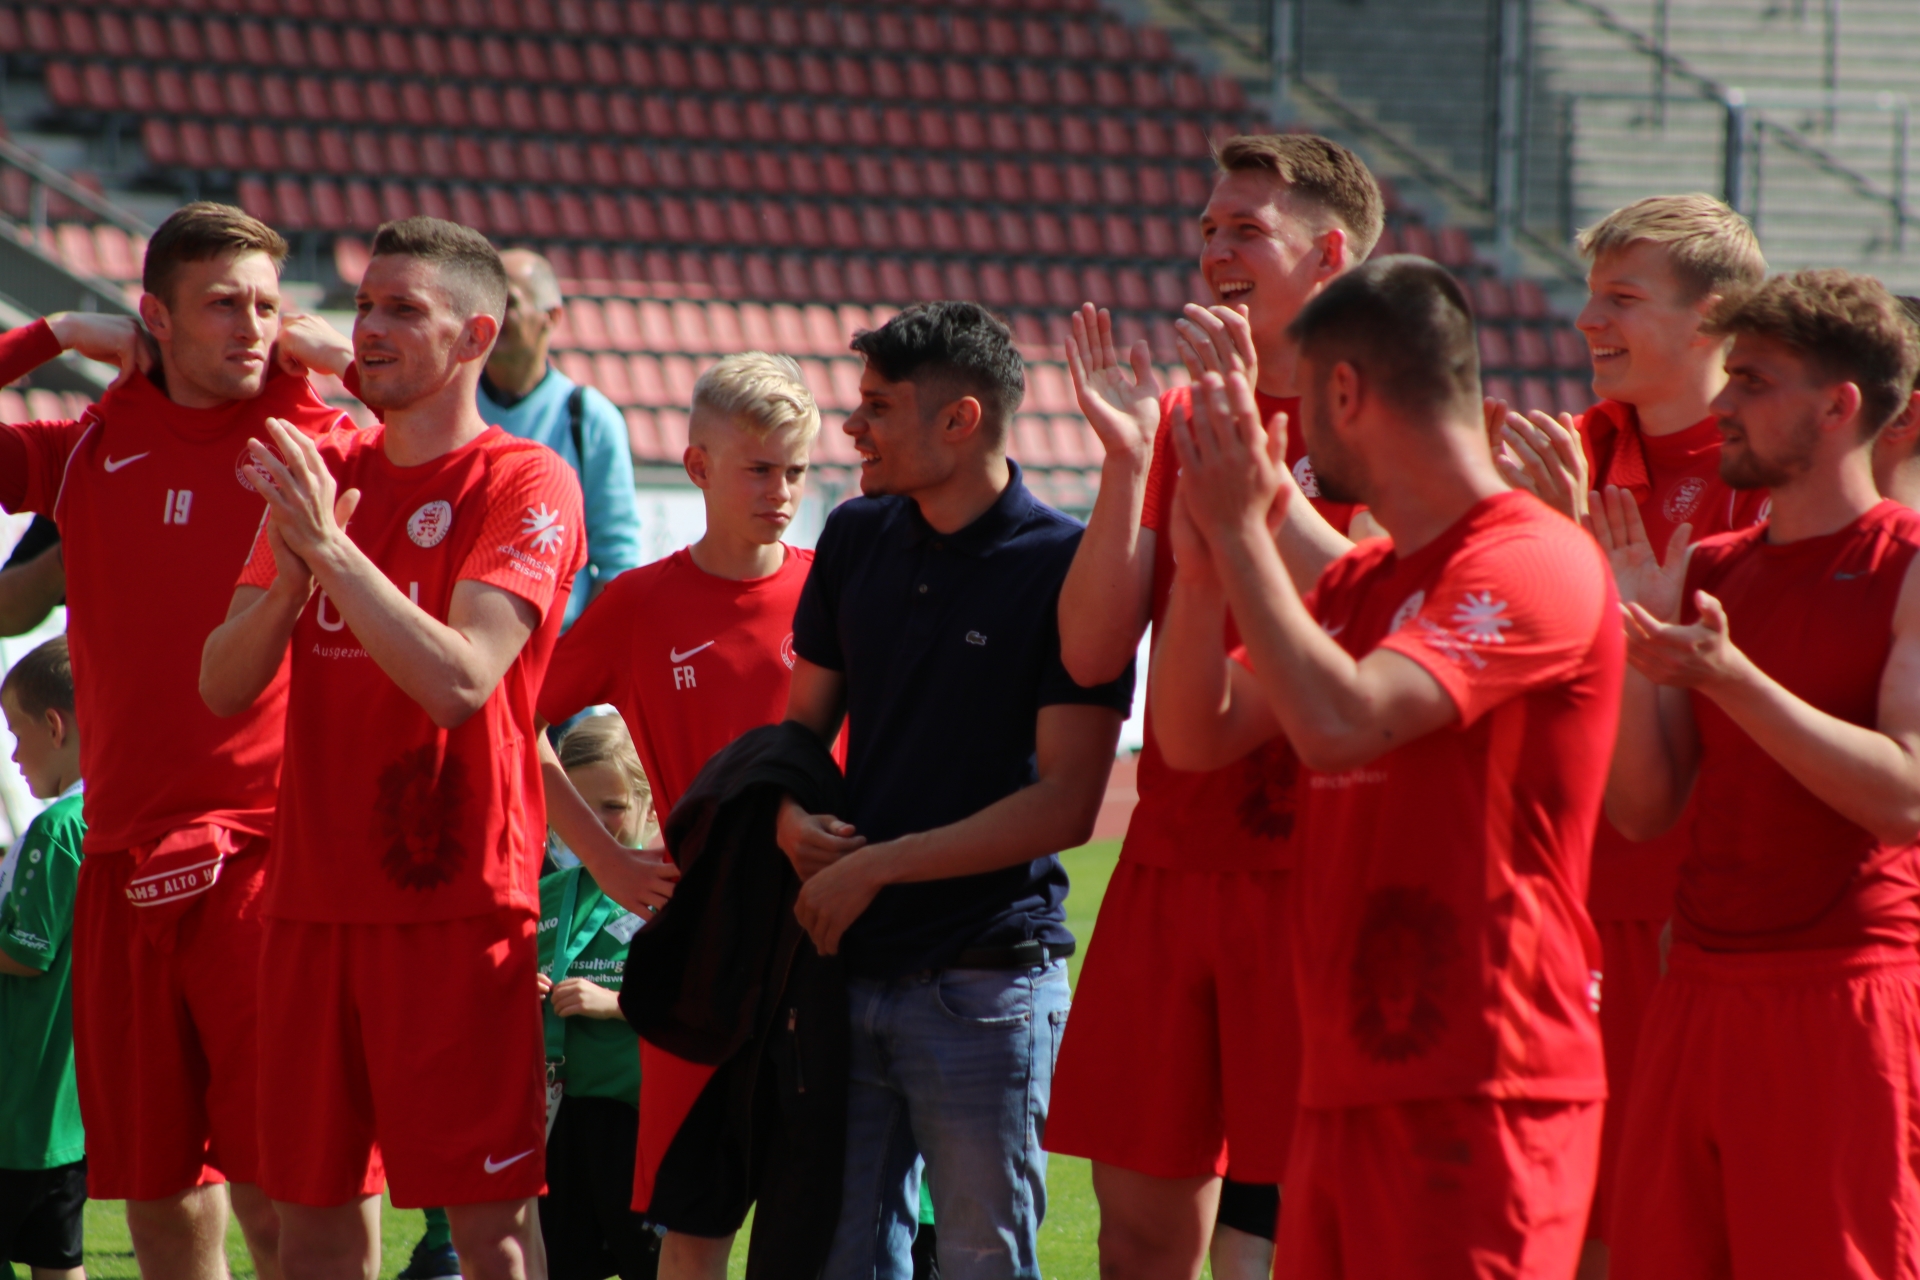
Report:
1292,455,1322,498
1450,592,1512,645
523,503,567,554
483,1149,534,1174
408,500,454,548
104,451,150,473
669,640,715,663
1663,477,1707,524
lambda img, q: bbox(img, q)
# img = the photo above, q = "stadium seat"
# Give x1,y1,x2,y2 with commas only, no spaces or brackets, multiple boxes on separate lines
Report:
656,407,691,456
1013,417,1057,467
1483,375,1518,407
567,299,609,351
1553,326,1589,372
627,354,667,406
829,358,863,412
1511,325,1550,371
1473,278,1513,321
1512,279,1550,321
1477,327,1514,370
622,408,659,460
592,353,635,405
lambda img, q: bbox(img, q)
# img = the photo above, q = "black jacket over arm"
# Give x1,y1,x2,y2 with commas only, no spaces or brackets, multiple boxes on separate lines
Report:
620,720,848,1280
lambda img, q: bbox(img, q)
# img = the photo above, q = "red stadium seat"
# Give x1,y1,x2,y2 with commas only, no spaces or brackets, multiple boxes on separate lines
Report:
307,179,349,230
556,351,594,389
1520,377,1555,414
1553,326,1589,372
333,236,371,285
1013,417,1057,467
1437,226,1477,268
1049,416,1096,468
175,122,215,170
379,182,417,224
671,300,713,353
592,354,635,405
93,225,138,281
55,224,99,279
628,354,667,403
1512,325,1550,371
567,299,610,350
1557,377,1594,417
1027,364,1071,415
1478,327,1514,370
661,355,699,406
829,358,863,411
656,407,691,457
770,304,809,353
1473,278,1513,320
623,408,659,459
1483,375,1518,406
706,302,746,352
1512,279,1550,320
1400,223,1438,259
450,186,488,233
280,128,319,174
600,299,642,352
316,130,353,175
876,260,912,304
271,177,311,229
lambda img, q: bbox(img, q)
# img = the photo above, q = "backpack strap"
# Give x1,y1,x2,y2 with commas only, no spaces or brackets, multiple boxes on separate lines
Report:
566,385,587,466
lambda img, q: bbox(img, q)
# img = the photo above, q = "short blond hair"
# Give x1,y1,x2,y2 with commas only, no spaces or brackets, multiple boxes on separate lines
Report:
1576,194,1766,300
690,351,820,441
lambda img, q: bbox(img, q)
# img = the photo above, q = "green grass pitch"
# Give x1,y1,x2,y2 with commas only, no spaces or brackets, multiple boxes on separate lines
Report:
38,840,1146,1280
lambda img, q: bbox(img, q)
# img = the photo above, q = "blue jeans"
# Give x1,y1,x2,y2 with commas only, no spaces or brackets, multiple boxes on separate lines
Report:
822,960,1072,1280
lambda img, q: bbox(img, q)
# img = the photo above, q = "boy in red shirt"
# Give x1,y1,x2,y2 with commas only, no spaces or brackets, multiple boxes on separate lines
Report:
1155,258,1623,1279
1045,132,1380,1280
201,217,588,1280
1504,194,1769,1272
1598,271,1920,1279
536,350,822,1280
0,205,355,1280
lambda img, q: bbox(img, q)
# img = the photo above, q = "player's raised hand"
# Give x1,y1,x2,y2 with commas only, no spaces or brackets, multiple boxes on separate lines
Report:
247,417,360,566
47,312,155,389
548,976,623,1020
274,313,354,379
1064,303,1162,462
1622,590,1745,690
1170,370,1287,545
1586,484,1689,623
1173,303,1259,387
1500,410,1590,521
775,794,866,882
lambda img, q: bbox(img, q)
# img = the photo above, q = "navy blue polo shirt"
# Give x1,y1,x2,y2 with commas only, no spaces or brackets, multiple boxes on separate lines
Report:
791,463,1134,979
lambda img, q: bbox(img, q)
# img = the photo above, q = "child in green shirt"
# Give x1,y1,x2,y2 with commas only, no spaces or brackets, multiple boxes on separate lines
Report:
0,637,87,1280
536,714,658,1280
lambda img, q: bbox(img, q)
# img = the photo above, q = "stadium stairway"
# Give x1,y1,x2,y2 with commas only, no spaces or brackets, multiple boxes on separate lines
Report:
1,0,1598,512
1534,0,1920,289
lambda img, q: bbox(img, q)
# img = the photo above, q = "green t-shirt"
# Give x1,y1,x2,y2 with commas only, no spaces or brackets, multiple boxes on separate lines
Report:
537,865,643,1107
0,790,85,1170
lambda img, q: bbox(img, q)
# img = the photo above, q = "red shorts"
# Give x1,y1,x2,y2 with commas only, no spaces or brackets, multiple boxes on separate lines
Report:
633,1041,718,1215
1278,1096,1601,1279
256,910,547,1208
71,847,267,1200
1588,917,1663,1243
1046,863,1300,1182
1612,944,1920,1279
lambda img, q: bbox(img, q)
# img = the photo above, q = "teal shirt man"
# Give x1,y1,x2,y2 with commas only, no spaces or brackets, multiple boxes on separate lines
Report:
0,784,86,1172
478,249,642,630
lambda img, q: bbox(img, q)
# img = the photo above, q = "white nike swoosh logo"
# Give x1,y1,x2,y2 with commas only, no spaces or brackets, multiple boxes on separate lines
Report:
103,452,150,472
669,641,715,663
483,1149,534,1174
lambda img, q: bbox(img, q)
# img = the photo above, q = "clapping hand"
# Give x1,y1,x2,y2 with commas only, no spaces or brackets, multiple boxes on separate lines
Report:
1585,484,1690,624
1064,303,1162,464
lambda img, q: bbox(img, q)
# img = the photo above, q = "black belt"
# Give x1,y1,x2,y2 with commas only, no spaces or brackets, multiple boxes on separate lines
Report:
951,939,1075,970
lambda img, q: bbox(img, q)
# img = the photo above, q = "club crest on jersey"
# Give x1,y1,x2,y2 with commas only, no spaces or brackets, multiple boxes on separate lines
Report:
780,633,796,670
235,441,287,492
1450,592,1512,645
1663,477,1707,524
1388,591,1425,635
1291,456,1322,499
523,504,566,554
408,500,454,548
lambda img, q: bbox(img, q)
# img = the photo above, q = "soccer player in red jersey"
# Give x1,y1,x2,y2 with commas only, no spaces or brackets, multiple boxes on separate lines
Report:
535,351,822,1280
1154,258,1623,1278
1499,194,1769,1276
200,217,587,1280
1045,133,1381,1280
0,204,356,1280
1872,296,1920,511
1598,272,1920,1279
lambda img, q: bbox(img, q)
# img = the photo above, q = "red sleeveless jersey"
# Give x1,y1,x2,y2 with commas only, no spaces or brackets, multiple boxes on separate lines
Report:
1676,501,1920,951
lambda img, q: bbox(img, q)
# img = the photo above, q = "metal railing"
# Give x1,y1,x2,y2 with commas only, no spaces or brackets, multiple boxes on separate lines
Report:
1554,0,1914,254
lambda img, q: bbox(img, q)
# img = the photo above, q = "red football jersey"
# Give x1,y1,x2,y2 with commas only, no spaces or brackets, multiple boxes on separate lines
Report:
1675,501,1920,952
538,545,815,823
1578,401,1771,922
1295,491,1622,1107
0,320,354,854
1124,388,1346,873
239,425,586,922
